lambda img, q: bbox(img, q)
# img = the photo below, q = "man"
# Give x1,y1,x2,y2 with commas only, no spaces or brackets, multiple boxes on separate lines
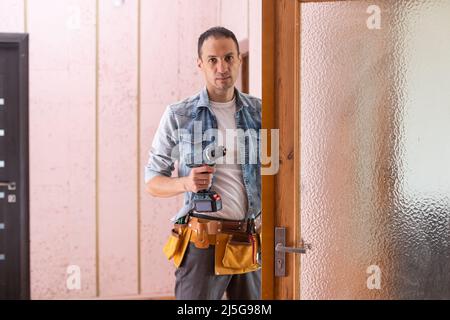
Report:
145,26,261,300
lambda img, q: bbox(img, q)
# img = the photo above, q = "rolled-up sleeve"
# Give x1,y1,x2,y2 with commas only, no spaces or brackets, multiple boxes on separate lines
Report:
144,106,179,183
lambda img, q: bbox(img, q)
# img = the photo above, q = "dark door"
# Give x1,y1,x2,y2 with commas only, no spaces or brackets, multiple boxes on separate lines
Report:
0,33,29,300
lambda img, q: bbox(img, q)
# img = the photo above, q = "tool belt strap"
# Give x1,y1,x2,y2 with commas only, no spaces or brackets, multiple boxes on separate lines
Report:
187,216,249,235
172,217,249,235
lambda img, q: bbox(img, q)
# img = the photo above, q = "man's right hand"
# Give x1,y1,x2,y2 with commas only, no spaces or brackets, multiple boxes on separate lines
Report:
183,165,216,193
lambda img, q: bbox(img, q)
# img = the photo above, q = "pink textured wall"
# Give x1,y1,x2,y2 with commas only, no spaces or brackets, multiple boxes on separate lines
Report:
27,0,98,299
0,0,24,32
0,0,260,299
98,0,139,297
139,0,221,297
248,0,262,98
220,0,262,98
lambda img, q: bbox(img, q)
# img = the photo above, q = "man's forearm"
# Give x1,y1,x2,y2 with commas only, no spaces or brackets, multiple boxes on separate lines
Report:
146,176,187,198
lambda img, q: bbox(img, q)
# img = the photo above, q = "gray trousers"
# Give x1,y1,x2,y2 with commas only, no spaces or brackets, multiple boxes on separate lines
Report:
175,243,261,300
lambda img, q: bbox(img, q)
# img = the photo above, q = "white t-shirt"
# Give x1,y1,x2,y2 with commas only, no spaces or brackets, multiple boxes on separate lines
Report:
198,97,248,221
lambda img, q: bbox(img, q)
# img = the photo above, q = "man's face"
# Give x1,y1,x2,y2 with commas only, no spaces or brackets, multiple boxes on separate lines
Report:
197,37,241,93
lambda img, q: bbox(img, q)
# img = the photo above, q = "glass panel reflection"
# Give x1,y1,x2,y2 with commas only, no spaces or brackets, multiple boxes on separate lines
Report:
300,0,450,299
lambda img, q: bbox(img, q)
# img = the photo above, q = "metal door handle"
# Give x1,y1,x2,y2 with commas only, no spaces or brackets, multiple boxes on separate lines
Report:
275,227,312,277
275,242,312,254
0,181,16,190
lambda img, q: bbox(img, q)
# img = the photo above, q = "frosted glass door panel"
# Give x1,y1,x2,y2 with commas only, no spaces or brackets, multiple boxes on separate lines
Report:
301,0,450,299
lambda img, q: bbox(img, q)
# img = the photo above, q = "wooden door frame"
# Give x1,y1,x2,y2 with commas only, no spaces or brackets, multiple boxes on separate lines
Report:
262,0,373,300
262,0,301,300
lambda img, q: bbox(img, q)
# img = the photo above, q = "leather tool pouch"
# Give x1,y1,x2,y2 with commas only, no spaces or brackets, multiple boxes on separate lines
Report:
215,233,261,275
192,222,210,249
163,224,192,268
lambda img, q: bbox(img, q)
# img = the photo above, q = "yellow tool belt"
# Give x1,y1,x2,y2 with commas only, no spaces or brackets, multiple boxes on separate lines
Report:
163,216,261,275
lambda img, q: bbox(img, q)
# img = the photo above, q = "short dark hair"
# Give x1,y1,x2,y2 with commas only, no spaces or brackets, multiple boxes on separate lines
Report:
197,26,240,58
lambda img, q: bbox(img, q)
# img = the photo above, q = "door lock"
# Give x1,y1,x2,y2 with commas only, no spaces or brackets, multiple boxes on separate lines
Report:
275,227,312,277
0,181,16,190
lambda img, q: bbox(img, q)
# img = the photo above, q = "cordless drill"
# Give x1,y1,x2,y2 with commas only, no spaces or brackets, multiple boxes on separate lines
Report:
184,144,227,213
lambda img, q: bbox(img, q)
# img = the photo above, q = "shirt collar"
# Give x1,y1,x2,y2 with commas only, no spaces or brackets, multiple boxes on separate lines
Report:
197,86,248,111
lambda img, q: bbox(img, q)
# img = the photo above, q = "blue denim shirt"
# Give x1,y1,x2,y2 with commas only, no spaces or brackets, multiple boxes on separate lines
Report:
145,87,261,221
